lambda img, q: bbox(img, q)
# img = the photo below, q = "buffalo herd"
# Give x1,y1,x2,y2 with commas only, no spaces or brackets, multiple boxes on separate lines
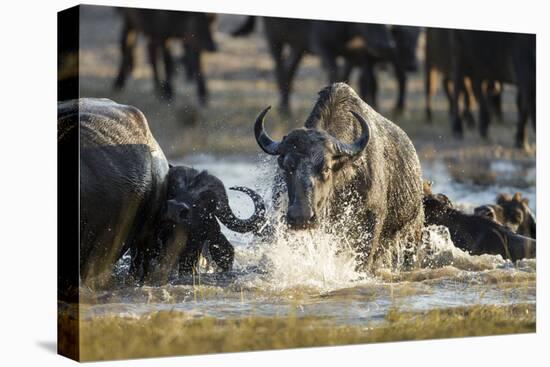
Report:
58,10,536,293
107,10,535,149
58,85,536,292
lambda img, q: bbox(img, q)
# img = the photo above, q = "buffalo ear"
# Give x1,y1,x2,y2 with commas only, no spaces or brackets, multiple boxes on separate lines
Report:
522,197,530,205
422,180,433,195
512,192,522,202
496,193,512,204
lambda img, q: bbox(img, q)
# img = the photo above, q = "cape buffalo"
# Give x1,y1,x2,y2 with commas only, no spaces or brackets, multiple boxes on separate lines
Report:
113,8,216,105
474,192,536,238
254,83,424,270
63,98,265,288
153,166,266,278
449,30,535,148
231,17,397,114
423,187,535,261
334,25,420,114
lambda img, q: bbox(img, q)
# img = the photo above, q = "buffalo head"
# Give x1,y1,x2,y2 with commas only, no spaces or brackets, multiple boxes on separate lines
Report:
474,192,536,239
163,167,266,233
254,106,370,229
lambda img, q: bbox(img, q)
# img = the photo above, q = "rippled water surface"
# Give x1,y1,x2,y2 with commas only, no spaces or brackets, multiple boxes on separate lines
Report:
80,154,536,326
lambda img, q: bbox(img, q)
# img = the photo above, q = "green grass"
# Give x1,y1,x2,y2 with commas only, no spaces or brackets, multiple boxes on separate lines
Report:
60,303,535,361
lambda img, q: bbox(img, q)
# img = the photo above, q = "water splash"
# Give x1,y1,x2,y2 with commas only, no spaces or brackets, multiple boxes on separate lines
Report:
417,225,506,271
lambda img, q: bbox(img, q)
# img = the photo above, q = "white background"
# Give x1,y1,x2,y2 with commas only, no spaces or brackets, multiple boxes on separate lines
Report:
0,0,547,365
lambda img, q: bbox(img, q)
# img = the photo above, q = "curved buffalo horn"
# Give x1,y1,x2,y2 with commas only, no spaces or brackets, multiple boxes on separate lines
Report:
332,111,371,158
214,186,267,233
254,106,281,155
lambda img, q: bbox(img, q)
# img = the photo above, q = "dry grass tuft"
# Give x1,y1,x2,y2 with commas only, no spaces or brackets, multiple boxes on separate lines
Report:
68,303,535,361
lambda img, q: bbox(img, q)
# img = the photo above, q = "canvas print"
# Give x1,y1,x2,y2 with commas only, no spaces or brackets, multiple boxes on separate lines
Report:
57,4,536,362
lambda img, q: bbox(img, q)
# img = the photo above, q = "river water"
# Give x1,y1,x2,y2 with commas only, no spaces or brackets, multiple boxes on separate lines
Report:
80,154,536,326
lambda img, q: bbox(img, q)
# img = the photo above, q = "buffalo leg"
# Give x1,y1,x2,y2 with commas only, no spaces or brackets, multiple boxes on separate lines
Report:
267,41,290,113
148,225,188,284
178,246,200,275
515,93,529,149
442,76,453,117
113,22,136,91
461,78,476,129
81,198,138,289
317,47,339,85
471,78,490,139
393,62,406,115
514,58,535,149
159,41,174,101
425,66,436,122
361,211,383,272
359,59,377,109
342,59,354,83
486,80,503,122
450,67,464,138
183,44,208,106
281,47,304,114
208,232,235,272
146,39,163,98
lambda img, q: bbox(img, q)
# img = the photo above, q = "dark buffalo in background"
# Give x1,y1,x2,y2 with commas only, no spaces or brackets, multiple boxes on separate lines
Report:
310,21,398,108
232,17,407,114
65,98,266,288
424,28,476,126
348,24,421,114
254,83,424,270
232,16,313,113
423,188,536,261
474,192,536,238
424,28,506,127
113,8,217,105
449,30,535,148
384,25,421,114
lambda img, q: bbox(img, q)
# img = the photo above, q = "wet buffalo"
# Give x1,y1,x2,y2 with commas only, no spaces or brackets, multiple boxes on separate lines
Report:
474,192,536,239
65,98,265,288
254,83,424,270
153,166,265,278
231,17,398,114
423,187,535,261
449,30,535,148
113,8,216,105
